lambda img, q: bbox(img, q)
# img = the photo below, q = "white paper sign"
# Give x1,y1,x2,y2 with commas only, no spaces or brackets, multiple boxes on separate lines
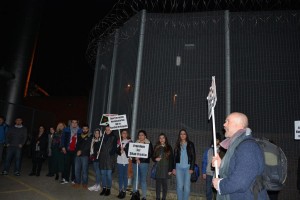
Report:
108,114,128,130
128,143,149,158
207,76,217,120
294,121,300,140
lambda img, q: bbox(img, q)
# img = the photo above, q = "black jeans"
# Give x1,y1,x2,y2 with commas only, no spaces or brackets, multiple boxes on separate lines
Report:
156,178,168,199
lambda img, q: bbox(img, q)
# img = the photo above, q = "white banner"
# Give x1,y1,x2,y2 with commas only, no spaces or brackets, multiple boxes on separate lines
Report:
294,121,300,140
108,114,128,130
207,76,217,120
128,143,149,158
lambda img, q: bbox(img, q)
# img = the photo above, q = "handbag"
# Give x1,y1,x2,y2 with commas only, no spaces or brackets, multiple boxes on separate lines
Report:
190,164,200,183
150,162,157,179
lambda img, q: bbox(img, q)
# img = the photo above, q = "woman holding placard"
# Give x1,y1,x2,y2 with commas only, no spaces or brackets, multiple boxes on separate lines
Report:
116,129,132,199
131,130,153,200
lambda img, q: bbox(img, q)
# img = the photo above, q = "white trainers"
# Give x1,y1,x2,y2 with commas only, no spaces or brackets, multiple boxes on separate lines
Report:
94,185,100,191
88,184,100,191
60,178,69,184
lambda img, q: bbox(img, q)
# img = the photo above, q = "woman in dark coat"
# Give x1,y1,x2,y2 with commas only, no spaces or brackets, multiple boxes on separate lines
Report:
152,133,174,200
29,126,48,176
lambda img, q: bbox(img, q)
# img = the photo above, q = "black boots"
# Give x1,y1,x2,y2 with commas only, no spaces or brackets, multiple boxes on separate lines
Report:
104,188,111,196
117,190,126,199
100,187,110,196
99,187,106,195
117,191,122,198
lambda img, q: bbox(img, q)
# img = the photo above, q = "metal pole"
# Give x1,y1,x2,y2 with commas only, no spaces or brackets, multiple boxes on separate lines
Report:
224,10,231,116
130,10,146,141
107,29,120,113
88,44,101,130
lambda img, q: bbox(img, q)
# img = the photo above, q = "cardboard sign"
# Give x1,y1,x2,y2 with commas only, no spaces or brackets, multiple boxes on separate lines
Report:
108,114,128,130
128,143,149,158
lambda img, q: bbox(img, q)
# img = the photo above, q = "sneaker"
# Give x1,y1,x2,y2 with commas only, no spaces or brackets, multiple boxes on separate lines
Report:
71,180,75,184
94,185,100,192
88,184,97,191
2,171,8,175
60,178,69,184
14,172,20,176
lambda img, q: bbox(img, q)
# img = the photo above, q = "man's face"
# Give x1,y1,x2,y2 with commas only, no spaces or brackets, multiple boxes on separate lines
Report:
15,118,23,125
71,120,78,128
105,126,111,134
223,114,239,138
0,118,4,124
82,126,89,134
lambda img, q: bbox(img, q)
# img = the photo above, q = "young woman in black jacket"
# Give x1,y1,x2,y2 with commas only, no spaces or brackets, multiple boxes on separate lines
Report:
172,129,196,200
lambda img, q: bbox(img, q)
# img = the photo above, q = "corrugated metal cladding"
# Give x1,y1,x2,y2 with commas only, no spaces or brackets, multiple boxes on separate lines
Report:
91,10,300,199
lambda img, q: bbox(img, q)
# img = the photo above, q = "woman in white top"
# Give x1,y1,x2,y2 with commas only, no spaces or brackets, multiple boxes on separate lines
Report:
116,129,132,199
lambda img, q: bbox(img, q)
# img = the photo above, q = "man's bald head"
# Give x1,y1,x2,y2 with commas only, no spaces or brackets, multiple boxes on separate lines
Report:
223,112,248,138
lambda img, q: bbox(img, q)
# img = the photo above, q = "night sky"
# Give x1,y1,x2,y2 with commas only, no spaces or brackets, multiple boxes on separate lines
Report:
1,0,119,97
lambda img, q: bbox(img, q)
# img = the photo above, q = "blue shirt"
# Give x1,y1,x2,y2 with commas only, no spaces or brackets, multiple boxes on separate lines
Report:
177,143,190,168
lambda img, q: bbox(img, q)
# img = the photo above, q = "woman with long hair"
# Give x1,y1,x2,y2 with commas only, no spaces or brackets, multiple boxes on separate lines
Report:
88,128,102,191
52,122,66,180
131,130,153,200
116,129,132,199
29,125,48,176
152,133,174,200
172,129,196,200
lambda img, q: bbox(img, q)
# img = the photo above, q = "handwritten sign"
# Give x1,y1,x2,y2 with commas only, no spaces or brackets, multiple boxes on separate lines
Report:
128,143,149,158
108,115,128,130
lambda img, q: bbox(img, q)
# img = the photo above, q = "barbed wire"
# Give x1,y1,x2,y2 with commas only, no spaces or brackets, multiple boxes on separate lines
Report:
86,0,300,65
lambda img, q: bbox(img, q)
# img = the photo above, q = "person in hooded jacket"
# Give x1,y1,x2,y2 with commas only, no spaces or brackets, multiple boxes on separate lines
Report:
88,128,102,192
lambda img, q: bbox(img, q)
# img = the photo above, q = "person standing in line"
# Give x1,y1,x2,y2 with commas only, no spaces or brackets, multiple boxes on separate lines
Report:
201,133,224,200
0,116,8,165
131,130,154,200
2,117,27,176
52,122,66,181
73,124,91,189
60,119,82,184
172,129,196,200
88,128,102,192
98,124,117,196
29,125,48,176
152,133,174,200
116,129,132,199
46,127,55,177
212,112,268,200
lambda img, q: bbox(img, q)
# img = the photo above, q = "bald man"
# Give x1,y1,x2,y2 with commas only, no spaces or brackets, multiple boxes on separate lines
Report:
212,112,268,200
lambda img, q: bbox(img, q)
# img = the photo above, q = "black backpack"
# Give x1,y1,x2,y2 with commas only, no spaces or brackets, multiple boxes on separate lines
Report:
255,137,287,191
240,137,287,197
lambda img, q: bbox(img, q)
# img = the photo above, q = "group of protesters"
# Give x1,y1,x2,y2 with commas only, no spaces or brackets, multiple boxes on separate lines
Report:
1,112,273,200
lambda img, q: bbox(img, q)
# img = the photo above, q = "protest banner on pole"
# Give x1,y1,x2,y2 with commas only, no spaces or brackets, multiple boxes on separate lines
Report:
207,76,219,178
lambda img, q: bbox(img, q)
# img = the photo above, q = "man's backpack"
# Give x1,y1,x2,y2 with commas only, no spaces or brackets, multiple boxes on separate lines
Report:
255,137,287,191
190,164,200,183
242,137,287,192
